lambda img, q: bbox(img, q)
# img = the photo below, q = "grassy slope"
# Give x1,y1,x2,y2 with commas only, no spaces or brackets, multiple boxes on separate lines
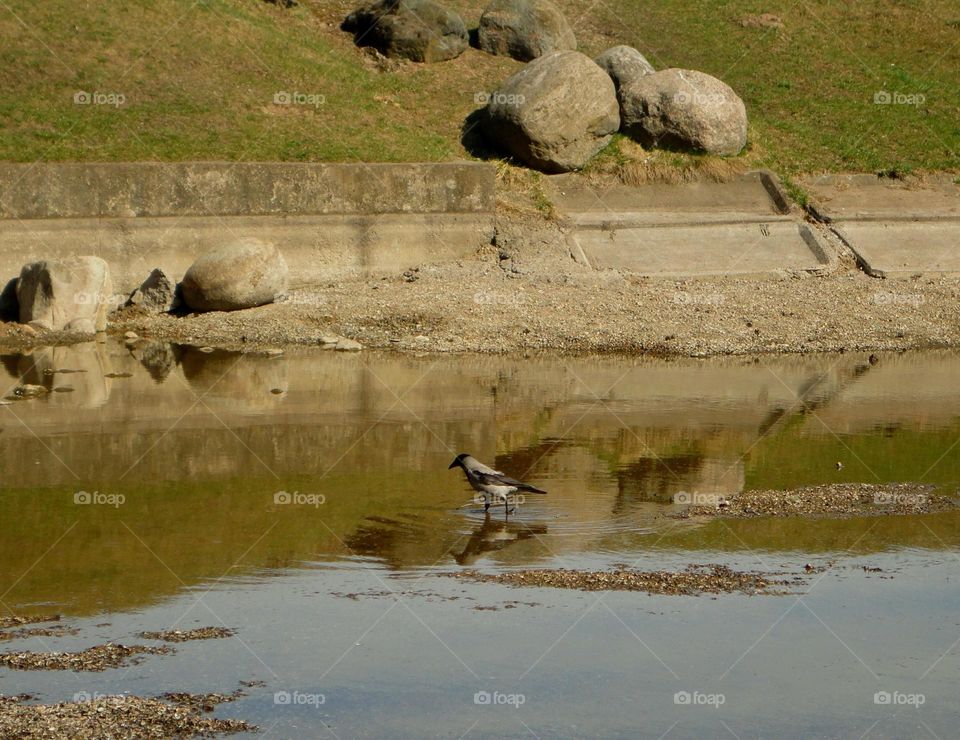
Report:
0,0,957,175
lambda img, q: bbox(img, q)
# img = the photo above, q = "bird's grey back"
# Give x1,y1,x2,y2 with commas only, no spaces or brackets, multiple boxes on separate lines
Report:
462,455,501,475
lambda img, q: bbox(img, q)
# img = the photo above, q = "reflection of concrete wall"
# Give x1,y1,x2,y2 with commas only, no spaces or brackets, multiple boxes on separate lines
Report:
1,345,958,491
808,351,960,432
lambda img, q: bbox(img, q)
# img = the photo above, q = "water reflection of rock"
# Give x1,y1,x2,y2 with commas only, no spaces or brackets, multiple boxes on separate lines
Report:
128,340,180,383
11,343,114,408
180,348,288,410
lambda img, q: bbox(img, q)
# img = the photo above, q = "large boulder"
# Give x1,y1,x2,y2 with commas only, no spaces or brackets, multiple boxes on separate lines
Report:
619,68,748,155
478,0,576,61
595,45,655,92
484,50,620,173
342,0,468,63
180,238,288,312
16,256,114,333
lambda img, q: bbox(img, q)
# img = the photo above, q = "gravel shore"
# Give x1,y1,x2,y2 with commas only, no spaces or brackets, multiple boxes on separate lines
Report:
0,211,957,358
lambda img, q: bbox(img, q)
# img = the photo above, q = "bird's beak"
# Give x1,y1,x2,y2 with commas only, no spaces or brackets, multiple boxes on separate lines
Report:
448,459,459,469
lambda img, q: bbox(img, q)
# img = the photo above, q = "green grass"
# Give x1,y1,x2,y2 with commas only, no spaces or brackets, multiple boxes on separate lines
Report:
0,0,957,176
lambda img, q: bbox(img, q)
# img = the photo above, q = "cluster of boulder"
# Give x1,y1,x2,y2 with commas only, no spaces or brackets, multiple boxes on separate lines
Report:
486,49,748,172
7,239,288,334
342,0,748,171
342,0,576,64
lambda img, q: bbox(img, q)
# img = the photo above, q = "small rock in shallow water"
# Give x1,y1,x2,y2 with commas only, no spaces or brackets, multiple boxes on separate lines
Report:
335,338,363,351
10,384,48,399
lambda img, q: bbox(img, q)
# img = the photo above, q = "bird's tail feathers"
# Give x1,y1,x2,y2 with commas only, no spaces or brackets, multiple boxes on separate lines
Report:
519,484,547,494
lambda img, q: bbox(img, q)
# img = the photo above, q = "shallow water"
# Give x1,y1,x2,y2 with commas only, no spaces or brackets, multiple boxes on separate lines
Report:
1,342,959,738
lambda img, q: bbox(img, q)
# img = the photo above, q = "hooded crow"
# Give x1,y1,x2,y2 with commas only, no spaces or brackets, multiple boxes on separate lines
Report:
448,453,547,514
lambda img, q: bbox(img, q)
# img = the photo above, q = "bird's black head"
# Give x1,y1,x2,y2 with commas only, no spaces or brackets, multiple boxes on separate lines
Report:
448,453,470,470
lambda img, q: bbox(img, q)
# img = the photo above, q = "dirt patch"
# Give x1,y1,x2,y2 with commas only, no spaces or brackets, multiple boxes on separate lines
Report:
138,627,236,642
673,483,954,519
449,564,795,595
739,13,784,29
0,643,173,671
0,694,254,738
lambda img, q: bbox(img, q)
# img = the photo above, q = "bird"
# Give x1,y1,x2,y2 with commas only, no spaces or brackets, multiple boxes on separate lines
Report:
448,453,547,515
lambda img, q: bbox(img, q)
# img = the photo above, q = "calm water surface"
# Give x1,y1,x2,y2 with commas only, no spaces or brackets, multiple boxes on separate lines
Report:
1,342,959,738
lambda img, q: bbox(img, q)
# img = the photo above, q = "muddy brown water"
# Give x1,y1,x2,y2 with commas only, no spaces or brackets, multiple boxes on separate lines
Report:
1,342,959,738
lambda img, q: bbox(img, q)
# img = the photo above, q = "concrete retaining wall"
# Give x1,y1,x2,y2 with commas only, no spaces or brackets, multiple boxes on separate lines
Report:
0,162,496,292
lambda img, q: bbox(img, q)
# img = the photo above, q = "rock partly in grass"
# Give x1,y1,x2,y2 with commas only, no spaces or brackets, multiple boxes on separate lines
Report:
181,238,288,312
484,50,620,173
16,256,115,333
342,0,468,63
620,68,748,155
478,0,576,61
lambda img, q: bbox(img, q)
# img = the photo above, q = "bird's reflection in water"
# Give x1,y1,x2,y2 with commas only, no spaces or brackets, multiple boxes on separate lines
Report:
344,513,548,568
454,516,548,566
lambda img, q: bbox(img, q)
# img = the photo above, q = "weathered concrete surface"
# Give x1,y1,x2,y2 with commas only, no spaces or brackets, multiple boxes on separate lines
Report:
0,162,496,292
549,171,832,276
802,174,960,277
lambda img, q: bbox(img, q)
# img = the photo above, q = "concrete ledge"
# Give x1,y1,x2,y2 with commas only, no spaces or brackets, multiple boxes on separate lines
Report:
0,162,495,218
0,162,496,292
802,174,960,276
551,171,831,277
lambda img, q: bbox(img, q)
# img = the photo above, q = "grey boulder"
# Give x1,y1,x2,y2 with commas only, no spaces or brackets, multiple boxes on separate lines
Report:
595,45,655,92
484,50,620,173
478,0,576,61
619,68,748,155
181,238,288,312
129,268,180,313
342,0,468,63
16,256,114,333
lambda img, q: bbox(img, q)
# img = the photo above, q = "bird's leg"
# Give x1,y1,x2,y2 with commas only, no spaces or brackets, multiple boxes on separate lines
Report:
484,501,490,513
